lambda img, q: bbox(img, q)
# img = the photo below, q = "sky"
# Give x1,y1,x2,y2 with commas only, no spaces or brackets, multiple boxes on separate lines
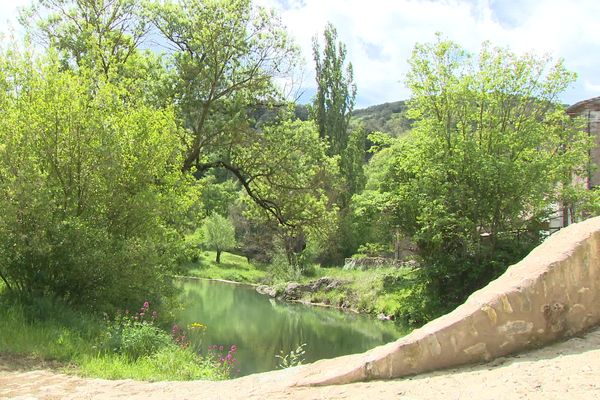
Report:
1,0,599,108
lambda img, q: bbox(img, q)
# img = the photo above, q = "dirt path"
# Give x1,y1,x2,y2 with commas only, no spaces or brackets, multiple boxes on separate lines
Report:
2,326,600,400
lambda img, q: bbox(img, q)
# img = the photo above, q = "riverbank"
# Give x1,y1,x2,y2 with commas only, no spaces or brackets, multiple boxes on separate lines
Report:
177,251,268,283
0,294,233,381
2,324,599,399
181,252,422,323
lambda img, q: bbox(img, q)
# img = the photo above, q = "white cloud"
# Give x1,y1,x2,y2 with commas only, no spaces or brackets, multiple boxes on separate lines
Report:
2,0,599,107
258,0,600,107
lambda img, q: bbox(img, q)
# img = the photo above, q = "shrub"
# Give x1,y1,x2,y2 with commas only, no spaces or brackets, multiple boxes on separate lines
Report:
0,49,189,312
275,343,306,369
119,323,172,360
102,301,171,359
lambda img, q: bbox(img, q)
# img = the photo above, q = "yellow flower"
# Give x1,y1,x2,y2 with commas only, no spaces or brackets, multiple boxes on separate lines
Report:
188,322,207,331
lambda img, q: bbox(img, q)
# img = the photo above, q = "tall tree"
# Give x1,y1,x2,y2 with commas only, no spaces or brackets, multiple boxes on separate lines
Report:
311,23,362,265
360,36,592,316
149,0,299,172
312,22,356,157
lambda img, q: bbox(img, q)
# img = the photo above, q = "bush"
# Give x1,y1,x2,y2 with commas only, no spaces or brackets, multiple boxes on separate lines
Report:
0,49,188,312
102,301,171,359
119,323,172,360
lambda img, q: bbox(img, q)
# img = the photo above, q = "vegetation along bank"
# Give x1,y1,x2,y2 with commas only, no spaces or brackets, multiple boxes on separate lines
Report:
0,0,598,381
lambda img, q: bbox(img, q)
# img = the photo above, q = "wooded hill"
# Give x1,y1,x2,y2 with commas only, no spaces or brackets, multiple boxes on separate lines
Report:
351,100,411,136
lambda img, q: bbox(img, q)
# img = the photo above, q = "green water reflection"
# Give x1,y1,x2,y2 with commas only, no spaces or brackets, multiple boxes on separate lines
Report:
176,279,409,376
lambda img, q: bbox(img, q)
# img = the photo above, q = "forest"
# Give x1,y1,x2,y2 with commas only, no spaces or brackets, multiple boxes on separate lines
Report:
0,0,598,381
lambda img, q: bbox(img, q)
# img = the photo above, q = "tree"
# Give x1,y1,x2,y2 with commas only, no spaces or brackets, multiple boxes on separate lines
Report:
234,119,337,269
0,47,188,311
202,213,236,264
312,22,356,156
363,36,592,317
311,23,363,265
149,0,299,172
21,0,149,77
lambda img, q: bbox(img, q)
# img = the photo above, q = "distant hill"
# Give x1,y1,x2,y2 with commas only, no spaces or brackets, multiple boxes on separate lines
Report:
260,100,413,137
351,100,412,136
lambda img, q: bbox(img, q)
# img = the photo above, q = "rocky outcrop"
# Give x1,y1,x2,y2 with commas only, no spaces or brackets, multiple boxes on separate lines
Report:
256,277,344,301
290,216,600,386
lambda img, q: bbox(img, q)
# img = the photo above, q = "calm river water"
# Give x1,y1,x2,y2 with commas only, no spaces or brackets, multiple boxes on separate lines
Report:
176,278,408,376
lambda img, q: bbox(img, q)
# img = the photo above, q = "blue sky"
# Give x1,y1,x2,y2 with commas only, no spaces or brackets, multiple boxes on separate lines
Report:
2,0,599,108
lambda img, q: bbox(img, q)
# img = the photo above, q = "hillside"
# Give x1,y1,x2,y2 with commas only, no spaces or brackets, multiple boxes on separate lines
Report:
352,100,412,136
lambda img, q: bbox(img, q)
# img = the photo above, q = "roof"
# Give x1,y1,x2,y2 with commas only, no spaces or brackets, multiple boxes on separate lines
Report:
566,96,600,115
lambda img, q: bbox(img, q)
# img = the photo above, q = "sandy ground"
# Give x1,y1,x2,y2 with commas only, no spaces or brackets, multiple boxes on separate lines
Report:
2,326,600,400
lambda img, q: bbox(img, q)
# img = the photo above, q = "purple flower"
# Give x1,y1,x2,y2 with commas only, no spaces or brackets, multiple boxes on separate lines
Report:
143,301,150,309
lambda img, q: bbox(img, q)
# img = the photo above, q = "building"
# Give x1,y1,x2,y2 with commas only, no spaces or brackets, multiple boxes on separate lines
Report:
566,96,600,189
548,97,600,231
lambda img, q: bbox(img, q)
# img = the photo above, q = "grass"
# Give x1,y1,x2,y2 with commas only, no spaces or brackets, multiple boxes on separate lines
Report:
180,250,267,284
281,265,426,325
0,298,99,362
0,293,231,381
79,346,227,381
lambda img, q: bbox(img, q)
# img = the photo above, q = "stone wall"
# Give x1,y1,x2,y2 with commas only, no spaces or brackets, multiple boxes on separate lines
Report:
288,216,600,386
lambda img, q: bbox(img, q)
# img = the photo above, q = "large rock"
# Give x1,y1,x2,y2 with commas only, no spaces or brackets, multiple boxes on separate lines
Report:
256,277,345,301
256,285,278,298
282,282,304,301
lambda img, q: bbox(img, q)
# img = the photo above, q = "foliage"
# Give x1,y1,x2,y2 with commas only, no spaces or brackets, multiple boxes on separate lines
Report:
0,294,100,361
202,213,237,264
275,343,306,369
208,344,239,377
79,345,230,381
148,0,299,171
21,0,147,72
0,292,234,380
359,35,593,316
102,302,171,360
311,23,365,266
0,47,188,311
237,119,337,269
312,22,356,156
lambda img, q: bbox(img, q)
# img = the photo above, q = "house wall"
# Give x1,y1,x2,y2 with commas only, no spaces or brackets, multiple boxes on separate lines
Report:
567,97,600,189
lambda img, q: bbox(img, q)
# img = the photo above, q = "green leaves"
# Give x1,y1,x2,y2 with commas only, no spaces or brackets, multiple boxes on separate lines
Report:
0,48,188,310
202,213,236,263
360,36,593,315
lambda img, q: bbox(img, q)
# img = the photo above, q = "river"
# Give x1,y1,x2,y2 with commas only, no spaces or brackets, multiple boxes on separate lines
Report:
176,278,408,376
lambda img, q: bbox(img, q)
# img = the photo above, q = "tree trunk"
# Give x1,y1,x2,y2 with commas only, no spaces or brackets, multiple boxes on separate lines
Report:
216,248,221,264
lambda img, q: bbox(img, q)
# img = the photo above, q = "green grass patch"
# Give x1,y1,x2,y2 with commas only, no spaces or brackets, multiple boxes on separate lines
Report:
181,251,267,283
287,265,427,326
0,293,233,381
79,346,227,381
